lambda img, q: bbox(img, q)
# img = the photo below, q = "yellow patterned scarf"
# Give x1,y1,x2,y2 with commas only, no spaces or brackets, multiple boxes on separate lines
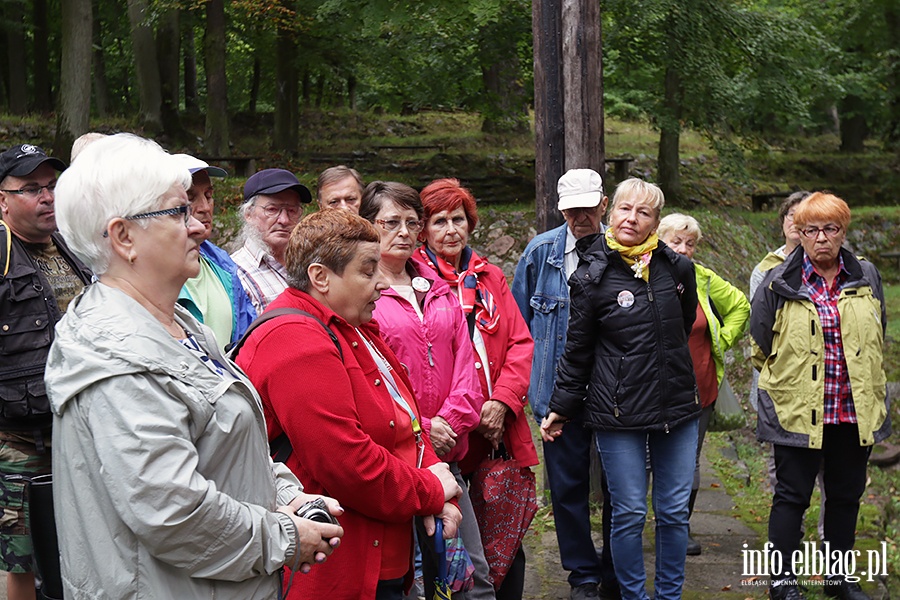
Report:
605,229,658,282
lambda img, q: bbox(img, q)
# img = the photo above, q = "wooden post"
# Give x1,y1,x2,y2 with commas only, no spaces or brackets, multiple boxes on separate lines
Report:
562,0,604,175
532,0,565,233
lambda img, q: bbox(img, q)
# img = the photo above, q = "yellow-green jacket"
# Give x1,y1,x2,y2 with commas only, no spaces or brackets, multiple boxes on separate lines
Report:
695,263,750,391
750,247,889,449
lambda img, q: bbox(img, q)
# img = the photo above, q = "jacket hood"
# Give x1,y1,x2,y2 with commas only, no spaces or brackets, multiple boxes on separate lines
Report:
46,283,218,415
768,246,869,302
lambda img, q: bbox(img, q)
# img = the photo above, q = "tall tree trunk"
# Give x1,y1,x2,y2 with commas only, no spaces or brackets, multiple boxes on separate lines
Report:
348,74,356,111
126,0,163,131
562,0,603,172
839,95,868,153
182,15,199,114
33,0,52,112
274,13,298,152
657,65,682,204
91,0,110,117
156,7,185,140
532,0,565,233
55,0,93,163
885,5,900,151
480,54,529,134
248,57,261,113
301,69,310,105
203,0,229,155
6,0,27,115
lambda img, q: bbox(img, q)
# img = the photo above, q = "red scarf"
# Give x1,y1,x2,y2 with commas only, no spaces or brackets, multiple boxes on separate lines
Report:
417,245,500,334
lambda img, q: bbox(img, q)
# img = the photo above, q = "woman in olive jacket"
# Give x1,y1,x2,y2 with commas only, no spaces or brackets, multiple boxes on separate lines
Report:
541,179,700,600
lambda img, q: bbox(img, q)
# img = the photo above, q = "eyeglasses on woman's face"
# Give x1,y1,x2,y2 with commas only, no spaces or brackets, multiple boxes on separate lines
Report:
376,218,424,233
103,204,192,237
798,224,841,238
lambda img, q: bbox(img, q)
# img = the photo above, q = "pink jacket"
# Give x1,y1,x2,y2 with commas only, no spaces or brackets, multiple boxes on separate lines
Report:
373,261,484,463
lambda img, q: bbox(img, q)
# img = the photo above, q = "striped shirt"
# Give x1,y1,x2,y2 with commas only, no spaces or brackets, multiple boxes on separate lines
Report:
801,253,855,424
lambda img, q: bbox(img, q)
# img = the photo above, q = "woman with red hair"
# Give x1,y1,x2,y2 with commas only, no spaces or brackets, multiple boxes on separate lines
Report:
417,178,538,600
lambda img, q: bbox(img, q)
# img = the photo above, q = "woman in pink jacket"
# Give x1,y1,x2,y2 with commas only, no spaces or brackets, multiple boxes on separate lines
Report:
360,181,495,600
419,178,538,600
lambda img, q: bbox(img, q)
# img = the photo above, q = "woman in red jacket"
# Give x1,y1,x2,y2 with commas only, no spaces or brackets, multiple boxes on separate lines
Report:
418,178,538,599
236,209,462,600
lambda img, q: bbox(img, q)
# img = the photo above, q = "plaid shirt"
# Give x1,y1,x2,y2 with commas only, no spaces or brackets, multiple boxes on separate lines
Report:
231,238,290,314
801,253,855,424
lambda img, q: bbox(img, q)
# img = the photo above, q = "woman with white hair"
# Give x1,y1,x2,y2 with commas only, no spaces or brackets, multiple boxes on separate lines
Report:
44,133,343,599
541,178,700,600
657,213,750,557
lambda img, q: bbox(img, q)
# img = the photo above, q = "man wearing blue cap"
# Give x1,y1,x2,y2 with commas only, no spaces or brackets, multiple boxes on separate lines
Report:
232,169,312,313
0,144,92,600
174,155,257,350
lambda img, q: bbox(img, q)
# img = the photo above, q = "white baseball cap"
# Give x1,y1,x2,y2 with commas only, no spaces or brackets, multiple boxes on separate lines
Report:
172,153,228,178
557,169,604,211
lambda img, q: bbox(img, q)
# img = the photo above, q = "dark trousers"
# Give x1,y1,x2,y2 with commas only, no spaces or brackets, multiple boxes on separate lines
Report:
543,420,616,588
769,423,871,578
495,545,526,600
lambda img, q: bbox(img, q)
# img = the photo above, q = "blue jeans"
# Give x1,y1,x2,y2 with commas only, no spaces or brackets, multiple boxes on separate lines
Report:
595,418,698,600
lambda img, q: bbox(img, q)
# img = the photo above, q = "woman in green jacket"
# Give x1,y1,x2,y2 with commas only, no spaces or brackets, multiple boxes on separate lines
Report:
658,213,750,557
750,192,888,600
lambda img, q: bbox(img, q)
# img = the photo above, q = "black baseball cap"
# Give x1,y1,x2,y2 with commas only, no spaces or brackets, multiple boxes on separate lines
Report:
243,169,312,203
0,144,66,182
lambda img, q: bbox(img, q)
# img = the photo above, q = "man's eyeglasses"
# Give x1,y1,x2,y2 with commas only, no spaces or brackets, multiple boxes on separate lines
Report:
255,204,302,220
376,218,424,233
0,182,56,200
102,205,192,237
799,225,842,238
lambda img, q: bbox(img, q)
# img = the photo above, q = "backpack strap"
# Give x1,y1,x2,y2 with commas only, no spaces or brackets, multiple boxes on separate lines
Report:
0,220,10,277
227,307,343,463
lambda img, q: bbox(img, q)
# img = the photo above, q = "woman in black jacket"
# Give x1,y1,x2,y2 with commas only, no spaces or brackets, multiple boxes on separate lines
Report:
541,178,700,600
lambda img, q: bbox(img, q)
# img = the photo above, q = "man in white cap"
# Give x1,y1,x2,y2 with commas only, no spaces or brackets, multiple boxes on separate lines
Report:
174,155,256,350
512,169,620,600
231,169,312,313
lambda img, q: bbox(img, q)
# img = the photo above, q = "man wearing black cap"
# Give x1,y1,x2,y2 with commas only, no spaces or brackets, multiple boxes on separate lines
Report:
0,144,91,600
232,169,312,313
174,155,257,351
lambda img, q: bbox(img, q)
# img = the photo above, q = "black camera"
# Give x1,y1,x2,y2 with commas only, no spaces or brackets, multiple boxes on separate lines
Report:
295,497,339,525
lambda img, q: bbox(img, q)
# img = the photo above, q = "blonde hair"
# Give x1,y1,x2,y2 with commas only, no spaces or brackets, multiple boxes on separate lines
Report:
657,213,702,243
608,178,665,218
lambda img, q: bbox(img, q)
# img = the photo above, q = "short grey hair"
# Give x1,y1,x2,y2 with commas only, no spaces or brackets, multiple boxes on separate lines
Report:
54,133,192,274
657,213,702,243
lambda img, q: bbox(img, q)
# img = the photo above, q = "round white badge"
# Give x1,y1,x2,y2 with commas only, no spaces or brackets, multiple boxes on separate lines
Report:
617,290,635,308
412,277,431,292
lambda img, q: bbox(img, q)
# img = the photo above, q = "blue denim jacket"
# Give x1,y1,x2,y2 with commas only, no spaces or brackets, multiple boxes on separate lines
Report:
512,224,571,422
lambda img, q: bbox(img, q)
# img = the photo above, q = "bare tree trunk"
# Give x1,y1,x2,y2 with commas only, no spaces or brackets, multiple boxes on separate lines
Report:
657,65,682,204
885,5,900,151
204,0,229,155
91,0,110,117
839,95,868,153
157,7,185,140
562,0,603,173
7,0,27,115
274,13,298,152
126,0,163,131
249,57,261,113
33,0,52,112
532,0,565,233
348,74,356,111
55,0,93,163
183,16,199,114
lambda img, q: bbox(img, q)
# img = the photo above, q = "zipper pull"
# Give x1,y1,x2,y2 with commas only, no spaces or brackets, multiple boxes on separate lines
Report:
664,423,669,433
427,344,434,367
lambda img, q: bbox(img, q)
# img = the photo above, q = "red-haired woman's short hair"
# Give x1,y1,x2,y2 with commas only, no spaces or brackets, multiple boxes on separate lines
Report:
419,178,479,233
793,192,851,231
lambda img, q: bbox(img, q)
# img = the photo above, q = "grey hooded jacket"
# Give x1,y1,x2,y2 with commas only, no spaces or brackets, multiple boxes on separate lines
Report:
45,283,302,600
